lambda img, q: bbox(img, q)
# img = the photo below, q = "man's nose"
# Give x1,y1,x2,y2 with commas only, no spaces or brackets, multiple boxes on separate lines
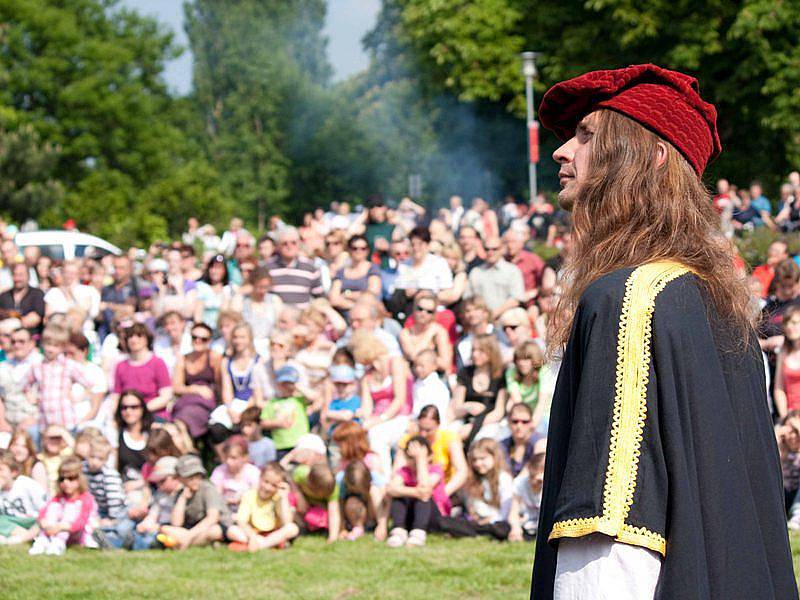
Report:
553,137,577,164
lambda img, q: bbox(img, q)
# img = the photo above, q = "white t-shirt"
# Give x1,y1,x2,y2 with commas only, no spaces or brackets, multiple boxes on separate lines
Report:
512,471,541,525
395,254,454,293
467,470,514,523
0,475,48,519
72,361,108,422
412,373,450,422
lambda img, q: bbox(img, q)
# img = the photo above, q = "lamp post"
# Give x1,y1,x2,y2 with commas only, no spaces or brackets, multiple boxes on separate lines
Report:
521,51,539,203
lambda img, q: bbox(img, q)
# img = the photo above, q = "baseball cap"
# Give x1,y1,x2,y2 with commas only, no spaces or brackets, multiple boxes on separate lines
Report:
176,454,205,478
148,456,178,482
294,434,327,456
329,364,356,383
275,365,300,384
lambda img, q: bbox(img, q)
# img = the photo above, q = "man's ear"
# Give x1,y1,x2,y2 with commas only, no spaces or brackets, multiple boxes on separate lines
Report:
656,141,668,168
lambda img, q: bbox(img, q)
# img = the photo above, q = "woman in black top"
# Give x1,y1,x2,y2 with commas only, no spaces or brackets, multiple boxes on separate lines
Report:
115,389,153,481
452,333,507,449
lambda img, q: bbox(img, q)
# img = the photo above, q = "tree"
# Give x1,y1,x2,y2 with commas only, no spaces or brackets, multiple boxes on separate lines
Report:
0,0,232,245
378,0,800,192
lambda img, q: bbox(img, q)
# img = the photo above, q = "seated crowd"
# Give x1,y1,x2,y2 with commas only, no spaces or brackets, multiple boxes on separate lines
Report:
0,194,560,554
2,182,800,557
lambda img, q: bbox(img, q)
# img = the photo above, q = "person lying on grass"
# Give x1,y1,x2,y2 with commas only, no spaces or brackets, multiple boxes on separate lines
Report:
226,462,299,552
157,454,232,550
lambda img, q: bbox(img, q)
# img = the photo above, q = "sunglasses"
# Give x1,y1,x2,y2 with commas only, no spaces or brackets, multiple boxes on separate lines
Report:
350,245,369,251
510,419,531,425
121,404,143,411
192,334,211,342
415,306,435,314
58,474,79,482
503,324,522,331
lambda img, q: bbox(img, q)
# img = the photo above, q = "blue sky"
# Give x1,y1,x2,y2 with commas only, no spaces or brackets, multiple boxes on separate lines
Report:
121,0,380,95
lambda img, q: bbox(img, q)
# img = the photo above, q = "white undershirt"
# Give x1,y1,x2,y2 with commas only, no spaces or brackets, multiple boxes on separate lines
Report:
554,535,662,600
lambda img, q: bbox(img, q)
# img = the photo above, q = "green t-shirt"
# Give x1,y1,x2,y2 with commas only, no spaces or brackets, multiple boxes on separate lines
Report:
260,396,309,450
292,464,340,505
365,221,395,268
504,365,539,411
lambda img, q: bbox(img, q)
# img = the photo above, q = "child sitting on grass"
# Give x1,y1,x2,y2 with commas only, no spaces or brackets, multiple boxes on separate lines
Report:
132,456,181,550
0,450,47,545
157,454,232,550
292,461,341,543
260,366,310,460
386,435,449,548
227,462,299,552
83,437,132,549
29,456,99,556
210,435,261,513
508,452,545,541
437,438,513,541
239,406,276,468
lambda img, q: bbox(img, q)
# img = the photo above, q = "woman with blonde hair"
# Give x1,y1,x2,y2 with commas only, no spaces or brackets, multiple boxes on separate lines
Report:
351,330,412,475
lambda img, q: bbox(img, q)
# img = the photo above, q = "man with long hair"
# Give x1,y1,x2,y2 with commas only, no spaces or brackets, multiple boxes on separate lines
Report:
531,65,796,599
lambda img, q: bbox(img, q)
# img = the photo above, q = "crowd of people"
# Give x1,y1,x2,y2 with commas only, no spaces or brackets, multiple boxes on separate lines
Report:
0,181,799,557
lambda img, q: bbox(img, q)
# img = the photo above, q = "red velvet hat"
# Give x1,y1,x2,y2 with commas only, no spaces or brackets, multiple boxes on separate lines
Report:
538,64,721,176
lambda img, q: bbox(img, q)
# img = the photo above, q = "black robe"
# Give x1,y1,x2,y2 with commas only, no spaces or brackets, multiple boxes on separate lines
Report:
531,262,797,599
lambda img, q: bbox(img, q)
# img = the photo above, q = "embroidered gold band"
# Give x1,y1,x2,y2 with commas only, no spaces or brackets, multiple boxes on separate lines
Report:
549,261,690,558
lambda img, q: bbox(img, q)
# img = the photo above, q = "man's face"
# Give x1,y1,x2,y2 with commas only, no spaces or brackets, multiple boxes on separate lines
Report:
458,228,477,253
11,264,27,289
258,239,274,261
767,243,789,267
504,233,524,257
278,234,300,260
164,315,184,339
552,111,599,211
483,238,504,265
369,205,387,222
11,330,32,360
750,184,762,199
349,306,375,331
410,237,428,262
113,258,131,283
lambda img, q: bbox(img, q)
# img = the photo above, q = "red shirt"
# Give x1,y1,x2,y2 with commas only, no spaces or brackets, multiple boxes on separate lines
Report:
752,264,775,299
510,250,546,291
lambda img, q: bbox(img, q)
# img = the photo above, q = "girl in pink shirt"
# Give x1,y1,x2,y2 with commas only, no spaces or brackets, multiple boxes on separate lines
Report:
29,456,98,556
210,435,261,512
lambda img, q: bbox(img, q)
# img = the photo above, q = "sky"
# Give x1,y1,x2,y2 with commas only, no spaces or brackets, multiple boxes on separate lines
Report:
120,0,380,95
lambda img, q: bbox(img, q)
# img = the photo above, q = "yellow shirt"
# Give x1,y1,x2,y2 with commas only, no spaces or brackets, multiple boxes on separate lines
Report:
236,489,280,533
399,428,457,483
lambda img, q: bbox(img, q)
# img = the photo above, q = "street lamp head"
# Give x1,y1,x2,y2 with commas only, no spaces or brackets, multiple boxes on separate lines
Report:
521,52,539,78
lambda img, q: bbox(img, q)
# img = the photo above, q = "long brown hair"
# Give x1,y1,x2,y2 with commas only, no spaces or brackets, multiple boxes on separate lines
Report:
465,438,508,509
549,109,754,353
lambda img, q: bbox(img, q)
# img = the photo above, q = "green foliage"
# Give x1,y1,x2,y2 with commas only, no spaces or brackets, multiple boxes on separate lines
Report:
378,0,800,195
0,0,233,246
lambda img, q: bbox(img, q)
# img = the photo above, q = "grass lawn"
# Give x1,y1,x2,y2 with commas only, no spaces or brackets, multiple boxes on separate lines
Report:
2,533,799,599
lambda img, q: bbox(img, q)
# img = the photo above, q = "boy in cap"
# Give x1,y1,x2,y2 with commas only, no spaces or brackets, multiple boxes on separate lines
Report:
157,454,231,550
530,64,796,599
132,456,181,550
321,364,361,435
260,365,310,460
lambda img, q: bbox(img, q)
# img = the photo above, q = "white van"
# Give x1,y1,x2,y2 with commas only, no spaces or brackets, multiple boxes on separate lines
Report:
14,230,122,261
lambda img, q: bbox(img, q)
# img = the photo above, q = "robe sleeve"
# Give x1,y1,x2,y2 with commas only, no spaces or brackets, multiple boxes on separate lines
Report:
547,262,692,557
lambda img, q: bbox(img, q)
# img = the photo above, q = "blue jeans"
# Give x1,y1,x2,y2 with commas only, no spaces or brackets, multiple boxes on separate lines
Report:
101,517,136,549
132,530,158,551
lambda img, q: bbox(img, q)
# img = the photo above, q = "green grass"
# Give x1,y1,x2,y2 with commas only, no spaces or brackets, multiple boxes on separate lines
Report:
2,533,799,599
